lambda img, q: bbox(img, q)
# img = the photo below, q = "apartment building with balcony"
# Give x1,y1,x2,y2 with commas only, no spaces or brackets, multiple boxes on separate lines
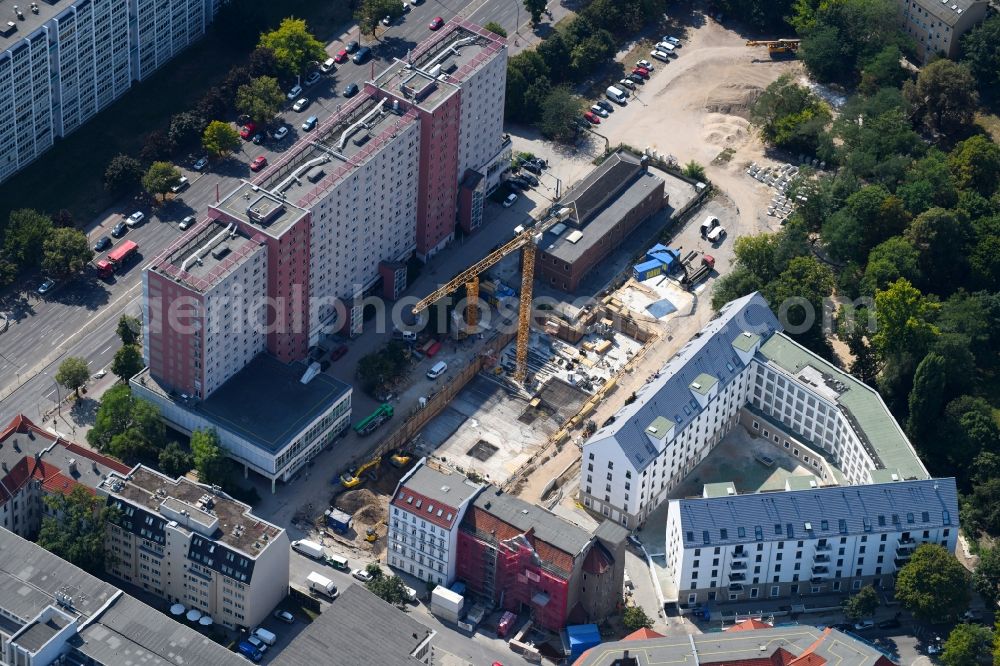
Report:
899,0,987,62
98,465,289,630
0,0,221,184
665,478,958,606
387,459,483,586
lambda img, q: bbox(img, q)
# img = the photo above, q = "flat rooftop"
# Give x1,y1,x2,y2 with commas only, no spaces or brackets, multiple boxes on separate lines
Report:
541,156,664,264
13,614,70,653
150,218,265,292
214,182,308,239
255,92,419,211
371,21,505,112
136,354,351,455
0,0,65,51
102,465,283,556
759,333,928,481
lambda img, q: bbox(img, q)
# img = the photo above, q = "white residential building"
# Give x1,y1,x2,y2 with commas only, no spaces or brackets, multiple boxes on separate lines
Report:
387,460,483,586
99,465,290,630
666,478,959,606
0,0,221,184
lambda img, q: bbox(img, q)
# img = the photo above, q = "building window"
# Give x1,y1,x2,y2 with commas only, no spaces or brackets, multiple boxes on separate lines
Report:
770,586,780,597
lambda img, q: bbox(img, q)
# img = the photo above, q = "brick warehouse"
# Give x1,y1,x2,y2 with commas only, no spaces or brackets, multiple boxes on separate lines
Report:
455,486,628,631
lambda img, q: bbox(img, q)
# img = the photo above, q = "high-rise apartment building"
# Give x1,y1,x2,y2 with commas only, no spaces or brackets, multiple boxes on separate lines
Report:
0,0,220,183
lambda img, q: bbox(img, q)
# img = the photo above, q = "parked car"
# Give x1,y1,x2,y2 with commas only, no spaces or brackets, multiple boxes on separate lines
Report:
352,568,374,583
292,97,309,112
273,609,295,624
304,71,322,86
382,15,392,25
429,16,444,30
583,111,601,124
237,641,262,662
651,49,671,62
286,84,303,100
636,59,654,70
302,116,318,131
502,193,518,208
111,221,127,238
246,635,268,654
352,47,372,64
402,2,411,11
522,173,539,187
179,216,196,230
272,125,289,140
170,175,189,193
853,619,875,631
346,40,359,53
320,57,336,73
250,156,268,172
126,211,144,227
631,66,650,78
36,278,55,295
596,99,614,113
343,82,359,97
529,157,547,169
252,132,265,145
330,345,349,362
619,78,636,90
627,73,645,84
240,122,256,139
521,161,541,175
334,48,349,63
193,155,209,171
877,618,901,629
663,35,681,45
94,236,112,252
508,177,529,190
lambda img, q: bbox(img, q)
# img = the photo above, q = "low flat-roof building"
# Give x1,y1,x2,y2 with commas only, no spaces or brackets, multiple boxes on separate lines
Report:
273,584,435,666
132,353,352,490
0,414,131,538
0,527,245,666
98,465,290,629
536,150,666,292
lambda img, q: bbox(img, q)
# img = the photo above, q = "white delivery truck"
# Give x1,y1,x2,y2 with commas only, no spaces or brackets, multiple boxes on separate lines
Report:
605,85,628,105
253,627,277,646
291,539,324,559
307,571,338,597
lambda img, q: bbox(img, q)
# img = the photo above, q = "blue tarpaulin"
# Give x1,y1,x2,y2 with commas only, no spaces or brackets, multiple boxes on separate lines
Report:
567,624,601,660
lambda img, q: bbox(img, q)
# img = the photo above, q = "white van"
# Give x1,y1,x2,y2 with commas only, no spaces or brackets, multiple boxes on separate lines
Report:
253,627,277,646
426,361,447,380
700,216,720,237
657,42,676,55
707,226,727,243
605,85,628,104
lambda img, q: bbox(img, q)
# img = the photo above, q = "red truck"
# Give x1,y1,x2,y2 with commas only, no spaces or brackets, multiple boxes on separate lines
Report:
96,240,138,278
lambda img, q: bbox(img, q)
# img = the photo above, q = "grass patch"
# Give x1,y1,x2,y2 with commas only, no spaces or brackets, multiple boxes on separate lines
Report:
712,147,736,164
975,112,1000,144
0,1,353,231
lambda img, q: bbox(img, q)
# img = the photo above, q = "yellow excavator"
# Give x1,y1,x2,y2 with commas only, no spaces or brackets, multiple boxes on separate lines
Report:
366,519,385,542
340,455,382,489
746,39,800,57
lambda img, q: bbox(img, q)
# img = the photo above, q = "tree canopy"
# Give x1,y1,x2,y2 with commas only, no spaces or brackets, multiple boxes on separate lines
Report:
904,60,979,138
895,544,971,622
841,585,879,621
38,486,118,571
143,161,182,202
257,18,325,77
750,74,830,156
56,357,90,397
236,76,285,127
42,228,93,277
191,428,228,486
88,384,164,463
202,121,241,158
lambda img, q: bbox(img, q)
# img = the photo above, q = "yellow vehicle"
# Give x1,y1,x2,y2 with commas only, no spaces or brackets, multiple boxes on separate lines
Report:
340,455,382,489
390,451,412,468
746,39,800,57
365,520,385,542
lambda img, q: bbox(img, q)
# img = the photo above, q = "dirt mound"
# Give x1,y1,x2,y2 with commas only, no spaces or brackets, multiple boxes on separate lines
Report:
702,84,763,119
337,488,384,523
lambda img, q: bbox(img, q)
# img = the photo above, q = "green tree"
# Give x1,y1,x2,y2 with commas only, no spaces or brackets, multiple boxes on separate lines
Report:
4,209,53,270
104,154,144,194
111,344,144,383
763,255,835,351
948,135,1000,199
42,228,93,277
905,207,973,293
483,21,507,38
191,428,228,485
861,237,922,296
88,384,165,459
973,547,1000,606
715,0,796,31
822,185,908,263
896,544,971,622
898,149,959,215
622,605,653,631
142,161,181,202
872,279,939,361
964,478,1000,536
538,86,582,142
942,396,1000,473
202,120,241,158
750,74,830,155
682,161,706,181
793,0,901,84
37,486,117,571
907,352,946,442
941,622,993,666
960,14,1000,95
904,60,979,137
158,441,194,478
970,216,1000,291
859,45,908,94
355,0,401,36
168,111,207,147
524,0,547,25
366,571,410,605
236,76,285,128
257,18,325,76
117,315,141,346
841,585,879,621
505,51,550,123
56,357,90,398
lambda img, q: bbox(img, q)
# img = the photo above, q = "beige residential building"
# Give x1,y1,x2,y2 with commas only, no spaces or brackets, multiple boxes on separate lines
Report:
98,466,289,630
900,0,988,62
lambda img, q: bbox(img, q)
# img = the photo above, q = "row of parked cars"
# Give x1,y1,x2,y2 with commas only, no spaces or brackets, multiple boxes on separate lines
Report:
582,36,682,126
238,612,295,662
503,156,549,207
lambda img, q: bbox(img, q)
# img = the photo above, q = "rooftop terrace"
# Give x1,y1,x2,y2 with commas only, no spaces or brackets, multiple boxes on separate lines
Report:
150,218,265,292
101,465,283,556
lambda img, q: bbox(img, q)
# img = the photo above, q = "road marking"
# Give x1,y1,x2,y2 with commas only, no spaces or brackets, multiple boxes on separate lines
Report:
100,345,112,354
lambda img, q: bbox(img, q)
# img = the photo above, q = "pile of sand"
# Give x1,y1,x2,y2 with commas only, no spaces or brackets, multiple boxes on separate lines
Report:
337,488,386,525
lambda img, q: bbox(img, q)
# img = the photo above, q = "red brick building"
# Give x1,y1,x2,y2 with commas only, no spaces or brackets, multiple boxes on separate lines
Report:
455,487,627,631
0,414,131,536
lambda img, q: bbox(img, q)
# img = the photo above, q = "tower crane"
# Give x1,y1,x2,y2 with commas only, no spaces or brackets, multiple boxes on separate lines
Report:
411,213,561,383
745,39,800,57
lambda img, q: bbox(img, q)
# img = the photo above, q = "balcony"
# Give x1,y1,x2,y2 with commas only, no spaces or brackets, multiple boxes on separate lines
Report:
731,550,748,559
815,542,832,552
811,565,830,575
730,561,748,571
729,572,746,582
728,583,744,592
896,539,916,556
813,553,831,564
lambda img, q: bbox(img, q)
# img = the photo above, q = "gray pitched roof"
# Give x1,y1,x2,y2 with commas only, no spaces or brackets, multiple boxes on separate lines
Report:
676,478,958,548
471,487,594,557
273,584,431,666
590,292,781,470
396,461,482,510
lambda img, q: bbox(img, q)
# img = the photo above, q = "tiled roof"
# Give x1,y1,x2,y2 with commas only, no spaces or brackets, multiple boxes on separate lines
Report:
392,462,481,530
676,478,958,548
587,292,781,470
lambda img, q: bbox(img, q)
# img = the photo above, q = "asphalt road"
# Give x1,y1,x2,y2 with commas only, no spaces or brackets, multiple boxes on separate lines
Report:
0,0,532,427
